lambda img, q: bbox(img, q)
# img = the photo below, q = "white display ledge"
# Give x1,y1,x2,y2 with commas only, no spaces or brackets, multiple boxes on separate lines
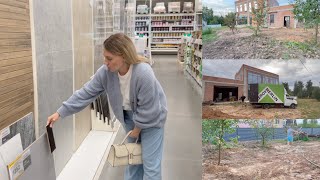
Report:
57,111,121,180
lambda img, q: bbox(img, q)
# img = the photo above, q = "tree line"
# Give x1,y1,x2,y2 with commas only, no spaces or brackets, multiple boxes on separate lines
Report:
283,80,320,100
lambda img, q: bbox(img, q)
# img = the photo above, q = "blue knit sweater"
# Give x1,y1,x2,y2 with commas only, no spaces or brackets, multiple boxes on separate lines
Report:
57,63,167,129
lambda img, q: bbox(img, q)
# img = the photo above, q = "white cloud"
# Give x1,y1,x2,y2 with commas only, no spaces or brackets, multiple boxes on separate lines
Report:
203,0,235,16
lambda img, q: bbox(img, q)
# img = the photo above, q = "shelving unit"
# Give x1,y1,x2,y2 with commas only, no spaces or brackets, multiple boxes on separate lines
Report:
133,0,202,53
182,30,202,87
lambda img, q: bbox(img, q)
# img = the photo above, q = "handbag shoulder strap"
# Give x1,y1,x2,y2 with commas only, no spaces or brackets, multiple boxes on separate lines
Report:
120,131,139,145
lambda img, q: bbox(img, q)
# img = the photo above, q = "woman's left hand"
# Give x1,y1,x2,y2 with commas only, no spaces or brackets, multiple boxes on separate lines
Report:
129,126,141,139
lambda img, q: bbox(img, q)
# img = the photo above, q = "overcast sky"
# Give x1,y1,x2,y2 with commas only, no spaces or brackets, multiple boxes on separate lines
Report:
203,59,320,90
203,0,291,15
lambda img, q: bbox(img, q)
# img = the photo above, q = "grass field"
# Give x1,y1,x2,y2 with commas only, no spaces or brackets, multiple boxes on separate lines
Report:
202,27,227,43
298,99,320,119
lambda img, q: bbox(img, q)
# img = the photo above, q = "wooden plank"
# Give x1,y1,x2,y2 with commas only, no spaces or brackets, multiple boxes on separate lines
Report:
0,84,32,105
0,32,30,39
0,104,33,129
0,0,28,9
0,50,32,61
0,72,32,88
0,61,32,75
0,18,29,27
0,66,32,81
0,38,31,46
0,56,31,67
0,3,28,15
0,10,30,21
0,25,30,33
0,77,32,95
0,47,30,53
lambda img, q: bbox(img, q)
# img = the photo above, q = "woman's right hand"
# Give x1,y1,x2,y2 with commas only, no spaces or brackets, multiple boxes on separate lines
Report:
47,112,60,128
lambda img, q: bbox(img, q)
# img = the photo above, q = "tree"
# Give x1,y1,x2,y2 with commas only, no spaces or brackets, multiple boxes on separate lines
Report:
203,6,214,24
311,86,320,101
202,120,239,165
282,82,292,94
293,81,304,98
292,0,320,44
251,0,268,36
306,80,313,98
250,120,274,147
224,12,237,34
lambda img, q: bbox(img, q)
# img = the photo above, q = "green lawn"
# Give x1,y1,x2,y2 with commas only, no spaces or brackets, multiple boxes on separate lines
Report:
298,99,320,119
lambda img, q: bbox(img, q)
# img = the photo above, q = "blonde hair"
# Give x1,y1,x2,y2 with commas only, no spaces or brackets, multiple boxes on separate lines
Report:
103,33,149,64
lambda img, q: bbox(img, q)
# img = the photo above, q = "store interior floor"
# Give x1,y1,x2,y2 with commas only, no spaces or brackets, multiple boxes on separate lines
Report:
99,55,202,180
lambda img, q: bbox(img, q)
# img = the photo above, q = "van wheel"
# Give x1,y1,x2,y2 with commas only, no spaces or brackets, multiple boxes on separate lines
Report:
290,104,296,109
263,104,270,109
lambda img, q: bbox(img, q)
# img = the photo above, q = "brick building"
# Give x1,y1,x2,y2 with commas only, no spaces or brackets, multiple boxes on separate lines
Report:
235,0,298,28
203,64,279,103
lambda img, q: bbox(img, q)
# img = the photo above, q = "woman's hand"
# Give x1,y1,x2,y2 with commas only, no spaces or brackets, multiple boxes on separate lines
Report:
47,112,60,128
129,126,141,139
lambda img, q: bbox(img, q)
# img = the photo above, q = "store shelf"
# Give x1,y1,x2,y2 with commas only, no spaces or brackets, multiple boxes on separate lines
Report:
151,19,193,22
135,20,149,22
151,13,195,17
151,25,194,27
151,42,181,44
194,50,202,58
151,48,178,52
136,14,150,17
152,31,190,33
152,36,182,39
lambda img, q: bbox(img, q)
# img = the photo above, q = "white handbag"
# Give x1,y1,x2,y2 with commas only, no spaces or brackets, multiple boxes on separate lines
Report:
107,131,142,167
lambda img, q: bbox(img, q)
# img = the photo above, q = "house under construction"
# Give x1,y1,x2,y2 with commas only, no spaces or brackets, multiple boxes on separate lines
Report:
235,0,301,28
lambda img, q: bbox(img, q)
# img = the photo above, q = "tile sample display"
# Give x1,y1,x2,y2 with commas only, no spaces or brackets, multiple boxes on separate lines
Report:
0,133,23,165
13,133,56,180
1,113,35,150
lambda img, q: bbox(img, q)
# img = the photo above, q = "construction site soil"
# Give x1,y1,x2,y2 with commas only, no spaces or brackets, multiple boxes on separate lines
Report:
202,104,302,119
203,28,320,59
203,140,320,180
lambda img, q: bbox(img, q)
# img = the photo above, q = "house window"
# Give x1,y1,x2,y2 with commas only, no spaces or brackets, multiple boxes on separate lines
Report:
236,7,238,12
270,14,275,24
249,3,252,12
244,4,247,11
240,5,242,12
254,2,258,9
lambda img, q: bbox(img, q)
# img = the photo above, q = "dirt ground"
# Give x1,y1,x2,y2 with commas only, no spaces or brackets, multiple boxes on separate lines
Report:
203,27,320,59
203,140,320,180
202,104,302,119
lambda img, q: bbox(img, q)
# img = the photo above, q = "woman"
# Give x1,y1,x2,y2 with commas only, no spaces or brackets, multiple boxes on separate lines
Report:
47,33,167,180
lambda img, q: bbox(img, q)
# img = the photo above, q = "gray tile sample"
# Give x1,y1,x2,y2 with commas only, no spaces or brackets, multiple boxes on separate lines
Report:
33,0,74,176
18,133,56,180
1,113,35,150
0,134,23,165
